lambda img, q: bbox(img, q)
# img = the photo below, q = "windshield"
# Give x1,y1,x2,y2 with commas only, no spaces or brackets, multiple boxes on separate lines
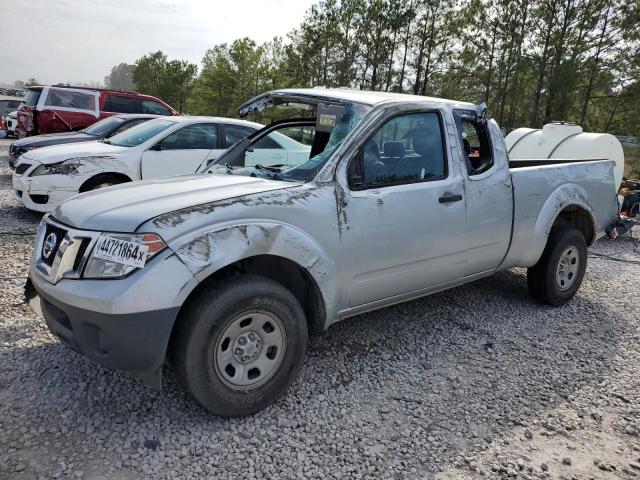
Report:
212,102,371,183
83,116,125,136
108,118,175,147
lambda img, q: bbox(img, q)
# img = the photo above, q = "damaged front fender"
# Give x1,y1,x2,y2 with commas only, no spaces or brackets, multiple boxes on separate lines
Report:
170,222,337,324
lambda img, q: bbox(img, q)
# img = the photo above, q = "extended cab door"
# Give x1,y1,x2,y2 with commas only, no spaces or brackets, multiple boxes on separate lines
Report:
338,109,467,307
453,110,513,276
141,123,219,178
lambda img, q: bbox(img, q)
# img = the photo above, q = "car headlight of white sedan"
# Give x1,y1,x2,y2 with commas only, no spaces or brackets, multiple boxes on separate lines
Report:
30,159,83,176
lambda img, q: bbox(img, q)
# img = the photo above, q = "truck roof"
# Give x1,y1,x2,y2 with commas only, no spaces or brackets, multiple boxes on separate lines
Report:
265,88,477,107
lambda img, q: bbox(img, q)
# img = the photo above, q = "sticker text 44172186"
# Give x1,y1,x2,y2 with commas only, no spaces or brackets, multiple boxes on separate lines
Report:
93,237,149,268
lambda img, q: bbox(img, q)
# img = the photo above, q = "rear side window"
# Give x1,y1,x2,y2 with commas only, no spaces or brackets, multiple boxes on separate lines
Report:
453,111,494,176
140,100,171,115
224,124,281,149
105,95,140,114
159,123,218,150
45,89,95,110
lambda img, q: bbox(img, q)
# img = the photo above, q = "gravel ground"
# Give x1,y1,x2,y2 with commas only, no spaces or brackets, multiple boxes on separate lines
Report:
0,137,639,479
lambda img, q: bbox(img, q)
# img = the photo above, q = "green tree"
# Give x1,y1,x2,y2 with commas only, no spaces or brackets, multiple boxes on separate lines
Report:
133,51,197,113
104,63,136,91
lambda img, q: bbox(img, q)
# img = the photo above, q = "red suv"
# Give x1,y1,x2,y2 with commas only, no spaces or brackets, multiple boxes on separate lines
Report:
16,86,179,138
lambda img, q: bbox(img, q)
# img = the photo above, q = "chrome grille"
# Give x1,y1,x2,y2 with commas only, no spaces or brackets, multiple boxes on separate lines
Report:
35,216,100,284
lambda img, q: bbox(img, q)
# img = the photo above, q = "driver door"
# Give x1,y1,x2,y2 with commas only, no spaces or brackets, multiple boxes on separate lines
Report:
141,123,219,179
338,110,467,306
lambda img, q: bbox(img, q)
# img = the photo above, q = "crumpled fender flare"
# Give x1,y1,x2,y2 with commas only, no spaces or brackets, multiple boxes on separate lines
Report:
168,221,338,320
524,182,597,267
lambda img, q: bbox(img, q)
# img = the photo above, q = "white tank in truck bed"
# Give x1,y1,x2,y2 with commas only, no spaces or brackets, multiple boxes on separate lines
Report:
505,122,625,189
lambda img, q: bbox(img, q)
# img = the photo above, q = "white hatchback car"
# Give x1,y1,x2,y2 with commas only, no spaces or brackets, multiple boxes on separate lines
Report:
13,116,311,212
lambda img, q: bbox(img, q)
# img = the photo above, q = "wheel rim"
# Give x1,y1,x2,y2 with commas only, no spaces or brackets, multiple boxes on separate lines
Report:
213,310,287,391
556,246,580,291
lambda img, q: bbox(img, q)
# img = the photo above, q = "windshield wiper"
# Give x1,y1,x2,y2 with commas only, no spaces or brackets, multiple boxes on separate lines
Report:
253,164,286,180
100,139,112,144
255,164,284,172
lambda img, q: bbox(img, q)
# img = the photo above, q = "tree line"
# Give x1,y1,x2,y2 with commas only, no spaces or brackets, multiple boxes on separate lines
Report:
104,0,639,137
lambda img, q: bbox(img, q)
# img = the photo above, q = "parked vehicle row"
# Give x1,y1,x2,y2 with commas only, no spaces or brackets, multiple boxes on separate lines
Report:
9,113,160,168
24,88,621,417
12,116,311,212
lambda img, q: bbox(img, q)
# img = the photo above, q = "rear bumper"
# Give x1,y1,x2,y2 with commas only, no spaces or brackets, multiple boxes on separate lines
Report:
31,278,180,388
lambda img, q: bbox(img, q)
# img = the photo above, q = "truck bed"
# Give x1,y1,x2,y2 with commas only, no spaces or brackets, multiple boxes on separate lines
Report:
499,159,619,270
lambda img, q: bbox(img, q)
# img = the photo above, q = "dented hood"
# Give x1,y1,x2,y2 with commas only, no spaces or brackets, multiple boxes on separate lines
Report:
52,174,297,232
21,140,127,165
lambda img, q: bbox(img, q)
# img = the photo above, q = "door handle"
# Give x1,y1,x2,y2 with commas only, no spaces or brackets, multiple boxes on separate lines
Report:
439,193,463,203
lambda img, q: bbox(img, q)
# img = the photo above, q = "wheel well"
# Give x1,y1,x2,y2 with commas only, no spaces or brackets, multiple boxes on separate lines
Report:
552,205,595,245
79,172,131,192
177,255,327,336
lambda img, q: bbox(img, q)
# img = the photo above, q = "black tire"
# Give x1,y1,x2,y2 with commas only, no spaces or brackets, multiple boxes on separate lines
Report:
527,227,587,306
171,275,308,417
80,174,128,192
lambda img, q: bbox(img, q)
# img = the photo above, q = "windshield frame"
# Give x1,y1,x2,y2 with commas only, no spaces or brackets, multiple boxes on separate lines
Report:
107,118,177,147
209,101,372,183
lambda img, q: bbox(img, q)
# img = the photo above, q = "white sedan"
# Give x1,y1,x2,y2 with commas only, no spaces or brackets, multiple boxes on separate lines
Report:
12,116,311,212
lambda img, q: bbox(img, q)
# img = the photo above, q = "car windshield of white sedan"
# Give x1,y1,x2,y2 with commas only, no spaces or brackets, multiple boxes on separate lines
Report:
108,119,176,147
212,102,371,183
83,116,125,136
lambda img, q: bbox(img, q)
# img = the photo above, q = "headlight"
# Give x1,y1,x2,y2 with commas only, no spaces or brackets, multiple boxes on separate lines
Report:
31,159,82,176
84,233,167,279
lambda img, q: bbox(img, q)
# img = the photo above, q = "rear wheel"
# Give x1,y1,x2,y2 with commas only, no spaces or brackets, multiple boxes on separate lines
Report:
527,227,587,306
171,275,308,417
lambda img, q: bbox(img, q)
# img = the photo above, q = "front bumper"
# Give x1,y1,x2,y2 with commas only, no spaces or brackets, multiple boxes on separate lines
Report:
12,170,77,213
28,216,199,387
32,280,179,387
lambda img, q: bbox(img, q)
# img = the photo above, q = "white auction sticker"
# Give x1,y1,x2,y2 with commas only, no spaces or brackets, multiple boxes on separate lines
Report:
93,237,149,268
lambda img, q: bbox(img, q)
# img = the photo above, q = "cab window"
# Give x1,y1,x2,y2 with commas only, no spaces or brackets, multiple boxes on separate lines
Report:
453,111,494,175
350,112,446,190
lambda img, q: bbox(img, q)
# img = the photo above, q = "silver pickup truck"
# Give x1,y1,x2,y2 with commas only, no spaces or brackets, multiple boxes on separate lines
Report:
27,88,619,416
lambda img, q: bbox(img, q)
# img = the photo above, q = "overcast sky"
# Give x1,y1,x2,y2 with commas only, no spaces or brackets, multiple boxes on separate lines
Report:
0,0,315,86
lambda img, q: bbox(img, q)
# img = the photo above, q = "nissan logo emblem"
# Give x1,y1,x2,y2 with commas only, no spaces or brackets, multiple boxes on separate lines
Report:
42,232,57,260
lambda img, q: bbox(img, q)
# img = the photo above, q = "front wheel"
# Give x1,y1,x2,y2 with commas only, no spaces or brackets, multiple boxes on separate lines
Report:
171,275,308,417
80,174,128,192
527,227,587,306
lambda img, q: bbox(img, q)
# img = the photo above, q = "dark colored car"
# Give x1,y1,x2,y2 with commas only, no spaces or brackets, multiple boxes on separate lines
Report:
8,113,160,168
0,96,24,117
15,86,179,138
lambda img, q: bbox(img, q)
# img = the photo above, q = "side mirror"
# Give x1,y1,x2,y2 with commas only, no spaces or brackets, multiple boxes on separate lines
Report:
150,143,163,151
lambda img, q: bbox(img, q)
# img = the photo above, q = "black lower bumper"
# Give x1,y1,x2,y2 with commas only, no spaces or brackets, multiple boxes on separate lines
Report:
31,279,180,388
